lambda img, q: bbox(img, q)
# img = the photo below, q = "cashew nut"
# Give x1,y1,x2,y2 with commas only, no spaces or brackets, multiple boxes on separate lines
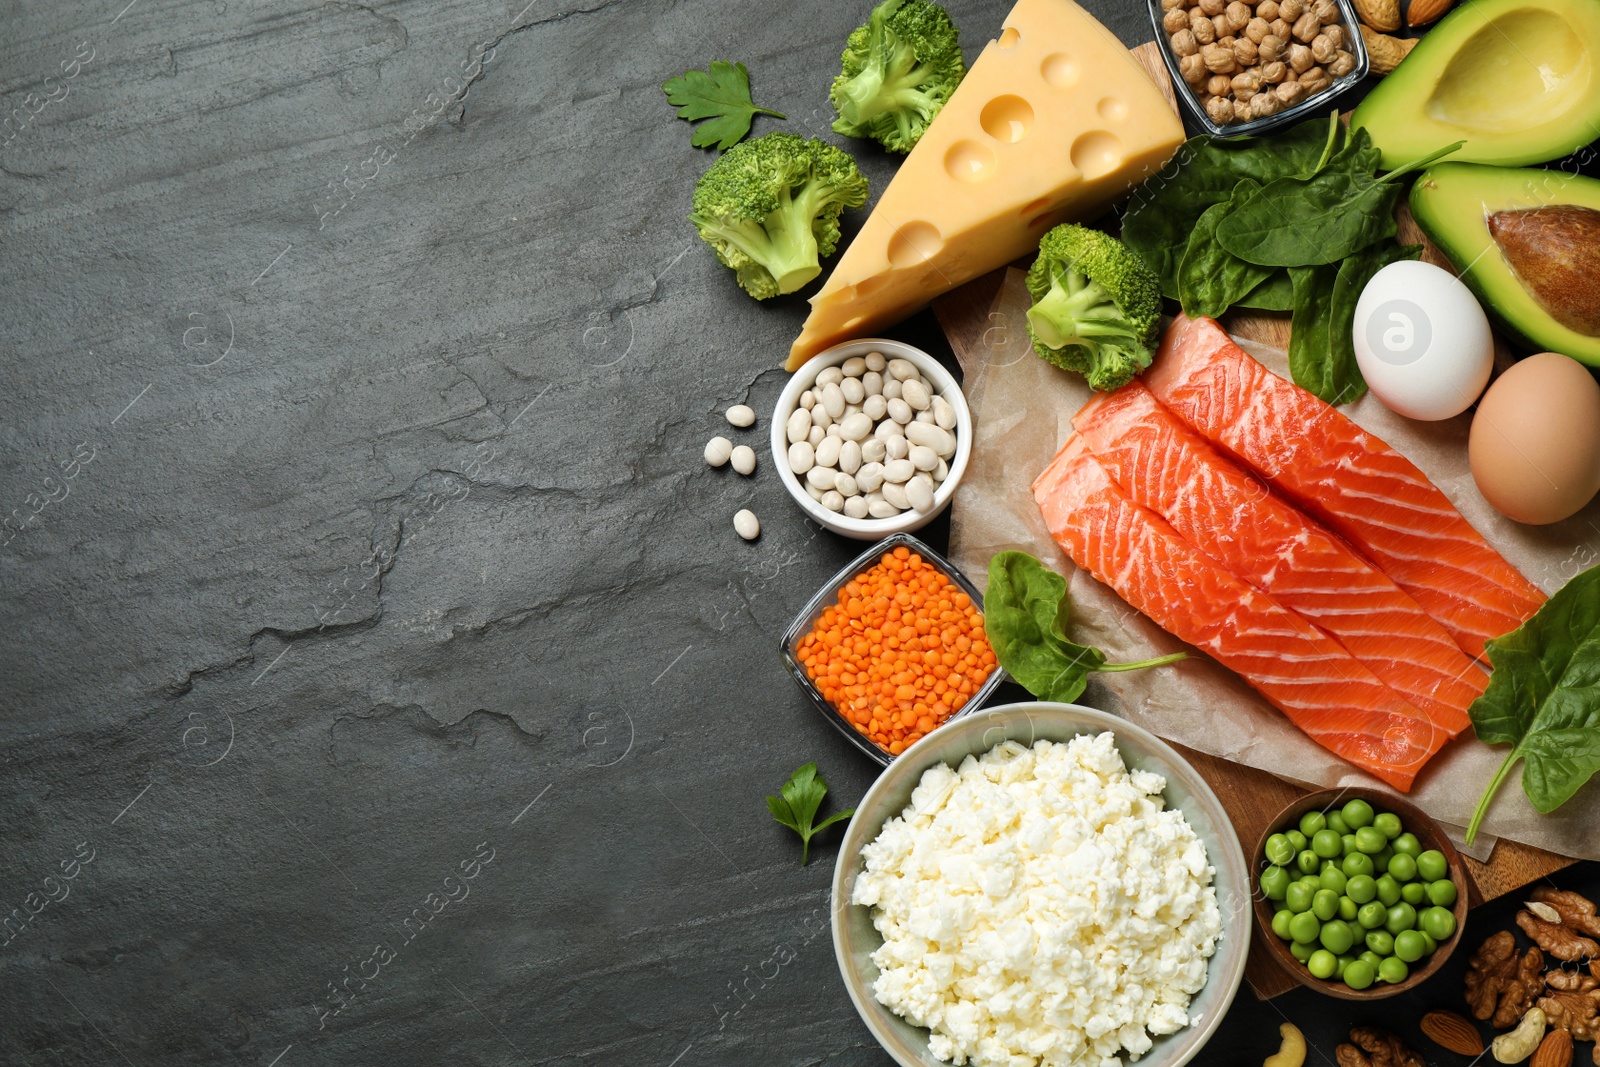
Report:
1265,1023,1308,1067
1492,1007,1547,1065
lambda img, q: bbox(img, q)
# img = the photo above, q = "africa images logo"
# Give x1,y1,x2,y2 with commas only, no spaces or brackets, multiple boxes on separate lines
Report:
1365,299,1434,368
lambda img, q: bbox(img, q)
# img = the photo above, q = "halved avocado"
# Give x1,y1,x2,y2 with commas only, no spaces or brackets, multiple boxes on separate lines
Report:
1410,161,1600,365
1351,0,1600,170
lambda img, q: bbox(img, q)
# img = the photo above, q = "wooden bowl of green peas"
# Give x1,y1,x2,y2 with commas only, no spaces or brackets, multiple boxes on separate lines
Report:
1250,787,1470,1000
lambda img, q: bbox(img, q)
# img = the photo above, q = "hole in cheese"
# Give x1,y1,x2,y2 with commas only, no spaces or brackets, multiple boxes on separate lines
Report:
1041,52,1079,88
886,221,944,268
1097,96,1128,122
979,95,1034,143
945,139,998,183
998,26,1021,47
1069,129,1124,179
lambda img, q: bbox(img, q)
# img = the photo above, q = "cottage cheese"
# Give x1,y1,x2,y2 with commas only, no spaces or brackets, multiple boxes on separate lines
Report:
852,733,1222,1067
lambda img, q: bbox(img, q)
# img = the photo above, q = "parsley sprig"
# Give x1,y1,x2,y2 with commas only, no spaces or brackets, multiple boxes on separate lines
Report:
766,763,854,865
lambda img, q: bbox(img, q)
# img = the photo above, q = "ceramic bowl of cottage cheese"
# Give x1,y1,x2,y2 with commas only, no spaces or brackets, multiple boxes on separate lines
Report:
831,702,1251,1067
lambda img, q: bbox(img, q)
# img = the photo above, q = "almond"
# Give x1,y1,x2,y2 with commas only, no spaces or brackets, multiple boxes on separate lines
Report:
1353,0,1400,31
1422,1011,1485,1057
1359,23,1417,74
1406,0,1452,26
1530,1029,1573,1067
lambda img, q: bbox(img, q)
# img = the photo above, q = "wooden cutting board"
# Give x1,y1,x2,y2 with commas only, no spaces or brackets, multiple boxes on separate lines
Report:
931,42,1576,1000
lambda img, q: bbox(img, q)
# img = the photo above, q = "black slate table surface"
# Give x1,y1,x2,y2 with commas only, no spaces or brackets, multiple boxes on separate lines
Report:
2,1,1595,1064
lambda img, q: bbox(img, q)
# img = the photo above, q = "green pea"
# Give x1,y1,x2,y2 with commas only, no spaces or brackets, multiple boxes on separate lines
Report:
1392,832,1421,858
1338,896,1358,922
1372,846,1394,872
1260,865,1291,900
1342,853,1374,878
1286,882,1314,913
1312,829,1343,859
1385,902,1417,935
1290,910,1322,946
1341,834,1359,856
1358,949,1382,968
1376,874,1402,907
1386,853,1418,883
1357,901,1388,930
1419,931,1437,954
1299,811,1328,837
1335,953,1355,979
1417,850,1448,882
1427,879,1458,908
1297,850,1321,875
1401,882,1427,907
1327,811,1350,835
1290,939,1316,963
1272,908,1295,940
1307,948,1338,979
1312,889,1340,921
1378,956,1409,984
1356,826,1388,854
1365,929,1394,955
1373,812,1402,840
1265,833,1296,866
1342,799,1375,829
1286,829,1308,852
1422,906,1457,941
1346,874,1377,904
1343,958,1376,990
1394,930,1426,962
1319,919,1354,955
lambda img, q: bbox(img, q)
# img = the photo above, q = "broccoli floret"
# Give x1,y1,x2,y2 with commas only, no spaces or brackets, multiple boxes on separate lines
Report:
1025,224,1163,392
830,0,965,155
690,132,869,300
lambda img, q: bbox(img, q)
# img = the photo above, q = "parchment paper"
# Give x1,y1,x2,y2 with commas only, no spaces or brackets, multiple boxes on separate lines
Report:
949,269,1600,863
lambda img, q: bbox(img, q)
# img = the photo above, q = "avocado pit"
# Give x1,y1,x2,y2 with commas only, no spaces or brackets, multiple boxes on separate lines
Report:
1488,205,1600,337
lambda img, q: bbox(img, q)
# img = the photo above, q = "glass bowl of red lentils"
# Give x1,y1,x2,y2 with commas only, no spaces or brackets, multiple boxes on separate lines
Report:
781,533,1005,765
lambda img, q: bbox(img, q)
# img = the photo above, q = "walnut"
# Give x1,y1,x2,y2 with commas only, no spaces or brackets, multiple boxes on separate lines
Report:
1258,0,1281,17
1336,1028,1426,1067
1165,6,1191,32
1312,0,1340,21
1519,893,1600,962
1312,32,1338,63
1261,59,1289,82
1327,48,1356,76
1468,931,1548,1030
1322,22,1345,47
1259,33,1286,59
1192,13,1217,43
1206,94,1237,125
1235,37,1260,64
1202,42,1239,72
1292,11,1322,41
1225,1,1252,30
1275,79,1307,104
1179,52,1207,82
1539,968,1600,1046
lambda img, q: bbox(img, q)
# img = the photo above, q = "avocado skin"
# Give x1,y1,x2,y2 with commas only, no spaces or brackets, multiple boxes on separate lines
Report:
1409,162,1600,367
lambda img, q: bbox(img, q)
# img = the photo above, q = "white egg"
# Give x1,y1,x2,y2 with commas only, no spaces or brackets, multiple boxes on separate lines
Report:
1352,260,1493,421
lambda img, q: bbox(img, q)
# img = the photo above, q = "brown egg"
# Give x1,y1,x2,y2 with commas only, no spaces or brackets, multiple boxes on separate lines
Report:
1469,352,1600,524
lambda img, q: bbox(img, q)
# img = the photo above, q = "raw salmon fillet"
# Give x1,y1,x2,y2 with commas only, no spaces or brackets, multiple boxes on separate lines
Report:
1144,315,1545,659
1074,382,1485,737
1033,435,1448,791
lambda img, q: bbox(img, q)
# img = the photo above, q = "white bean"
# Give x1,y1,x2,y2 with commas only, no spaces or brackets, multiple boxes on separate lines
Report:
807,426,824,447
909,444,938,471
855,462,885,493
705,436,732,466
838,440,862,475
844,402,862,417
821,382,846,419
882,458,914,483
906,476,934,512
933,396,956,430
882,481,910,509
843,495,868,519
906,422,955,456
887,358,918,381
806,465,836,492
810,404,832,429
901,380,930,411
865,350,887,372
815,436,842,468
915,410,934,425
785,410,810,444
806,483,824,502
887,398,913,425
815,366,843,388
933,457,949,482
734,509,760,539
874,419,903,442
882,379,903,401
886,435,910,460
726,404,756,428
838,412,873,441
868,496,899,519
731,445,756,475
826,424,842,439
862,371,883,396
841,356,866,377
835,472,859,497
820,490,844,512
800,390,816,411
788,441,815,474
860,438,886,464
863,394,887,421
840,377,864,405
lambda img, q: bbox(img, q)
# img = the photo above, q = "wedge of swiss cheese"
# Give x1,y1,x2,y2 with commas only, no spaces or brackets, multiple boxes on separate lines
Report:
787,0,1185,369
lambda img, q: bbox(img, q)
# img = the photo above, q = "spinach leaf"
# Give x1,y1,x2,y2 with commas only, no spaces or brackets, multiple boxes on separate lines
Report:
1178,181,1279,319
1235,269,1295,311
1330,240,1421,384
1466,564,1600,845
1286,264,1345,403
984,552,1184,703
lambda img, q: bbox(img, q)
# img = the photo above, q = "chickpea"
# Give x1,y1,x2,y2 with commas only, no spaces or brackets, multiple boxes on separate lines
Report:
1217,33,1237,48
1191,13,1216,42
1311,0,1339,22
1199,0,1226,15
1321,24,1344,48
1164,6,1188,32
1260,59,1288,82
1206,94,1237,125
1311,32,1337,63
1279,0,1305,18
1274,80,1308,104
1214,14,1231,37
1203,73,1230,95
1270,15,1292,36
1202,41,1238,72
1179,52,1207,82
1291,12,1321,40
1327,48,1355,76
1258,33,1285,60
1170,27,1199,55
1257,0,1280,17
1234,37,1259,64
1225,1,1251,30
1162,0,1187,10
1245,16,1270,42
1288,41,1314,71
1232,67,1262,92
1251,90,1285,118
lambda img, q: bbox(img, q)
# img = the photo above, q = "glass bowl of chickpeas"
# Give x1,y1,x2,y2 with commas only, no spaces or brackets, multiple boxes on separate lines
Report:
781,533,1006,765
1147,0,1369,137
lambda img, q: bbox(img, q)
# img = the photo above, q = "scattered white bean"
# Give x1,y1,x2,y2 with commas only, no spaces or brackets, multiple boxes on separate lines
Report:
856,462,885,493
815,436,842,468
820,489,844,512
861,438,886,464
887,398,913,425
705,436,732,467
731,445,756,475
838,440,862,475
800,390,816,411
906,476,934,512
838,412,873,441
886,435,910,460
909,444,938,471
865,350,887,372
726,404,756,428
821,382,845,419
882,481,910,509
786,409,811,444
841,355,867,377
840,377,864,405
835,472,859,497
788,441,815,474
843,495,869,519
933,396,956,429
734,509,760,539
882,379,903,401
807,425,824,447
815,366,843,388
806,466,836,492
901,380,930,411
882,458,915,483
862,371,883,396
